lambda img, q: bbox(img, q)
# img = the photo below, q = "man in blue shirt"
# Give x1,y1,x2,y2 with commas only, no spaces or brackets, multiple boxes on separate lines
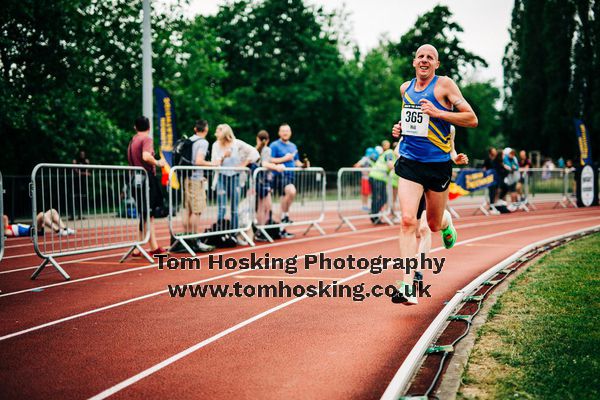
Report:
269,123,308,236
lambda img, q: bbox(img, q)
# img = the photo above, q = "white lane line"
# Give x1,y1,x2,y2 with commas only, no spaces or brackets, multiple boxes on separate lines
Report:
87,218,600,399
0,217,376,270
0,217,352,256
3,208,593,274
2,215,597,347
0,235,406,342
0,224,397,296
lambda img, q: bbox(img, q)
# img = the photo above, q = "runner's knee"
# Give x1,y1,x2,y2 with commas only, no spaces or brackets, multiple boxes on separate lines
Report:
401,215,418,231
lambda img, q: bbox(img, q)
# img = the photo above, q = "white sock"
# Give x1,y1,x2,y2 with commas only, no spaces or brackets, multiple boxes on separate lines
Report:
442,209,452,230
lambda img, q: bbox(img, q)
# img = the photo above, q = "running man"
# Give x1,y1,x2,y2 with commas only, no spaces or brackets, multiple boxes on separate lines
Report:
398,126,469,289
391,44,478,305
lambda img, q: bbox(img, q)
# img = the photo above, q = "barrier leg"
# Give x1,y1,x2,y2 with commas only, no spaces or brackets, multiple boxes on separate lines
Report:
31,257,70,281
476,201,490,216
303,222,325,236
256,227,274,243
381,214,394,226
447,205,459,219
167,237,196,257
120,244,154,263
239,230,255,247
335,217,356,232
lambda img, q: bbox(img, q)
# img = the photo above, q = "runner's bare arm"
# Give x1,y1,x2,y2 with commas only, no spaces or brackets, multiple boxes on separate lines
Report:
392,82,412,138
419,77,478,128
450,128,469,165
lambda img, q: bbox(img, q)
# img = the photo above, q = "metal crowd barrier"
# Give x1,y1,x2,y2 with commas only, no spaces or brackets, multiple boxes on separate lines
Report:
30,164,152,280
336,168,394,231
168,166,254,255
253,167,326,242
471,167,574,215
525,167,577,209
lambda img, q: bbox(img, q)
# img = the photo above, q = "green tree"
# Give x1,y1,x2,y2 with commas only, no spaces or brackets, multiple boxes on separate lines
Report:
542,0,576,157
456,82,501,159
0,0,190,173
205,0,364,170
387,5,488,83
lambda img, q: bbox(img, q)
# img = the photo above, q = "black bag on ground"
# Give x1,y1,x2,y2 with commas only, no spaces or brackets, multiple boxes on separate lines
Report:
202,220,238,248
253,218,282,240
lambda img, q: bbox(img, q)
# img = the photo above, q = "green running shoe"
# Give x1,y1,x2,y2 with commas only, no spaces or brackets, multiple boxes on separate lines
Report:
441,215,457,249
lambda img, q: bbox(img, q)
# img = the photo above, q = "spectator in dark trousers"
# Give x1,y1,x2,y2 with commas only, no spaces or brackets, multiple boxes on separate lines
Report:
127,116,167,256
483,147,500,206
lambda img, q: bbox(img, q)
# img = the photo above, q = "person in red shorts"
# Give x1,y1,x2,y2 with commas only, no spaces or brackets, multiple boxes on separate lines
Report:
353,147,378,210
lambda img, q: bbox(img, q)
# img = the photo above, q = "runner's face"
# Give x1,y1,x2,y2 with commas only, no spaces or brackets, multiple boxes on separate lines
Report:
413,48,439,79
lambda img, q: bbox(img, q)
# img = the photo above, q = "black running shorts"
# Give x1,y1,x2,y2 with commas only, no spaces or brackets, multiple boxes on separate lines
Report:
394,156,453,193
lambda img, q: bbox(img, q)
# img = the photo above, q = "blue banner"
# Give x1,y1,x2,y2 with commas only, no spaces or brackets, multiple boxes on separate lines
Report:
154,87,178,166
574,119,592,166
454,169,496,192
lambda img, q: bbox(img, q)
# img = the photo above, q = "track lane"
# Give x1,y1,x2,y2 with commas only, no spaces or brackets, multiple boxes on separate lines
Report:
0,209,597,399
1,209,595,338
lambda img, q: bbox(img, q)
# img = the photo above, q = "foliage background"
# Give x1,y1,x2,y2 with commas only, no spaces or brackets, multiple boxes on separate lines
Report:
1,0,596,174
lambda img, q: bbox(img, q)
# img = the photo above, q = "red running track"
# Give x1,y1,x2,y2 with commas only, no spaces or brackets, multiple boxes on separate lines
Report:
0,204,599,399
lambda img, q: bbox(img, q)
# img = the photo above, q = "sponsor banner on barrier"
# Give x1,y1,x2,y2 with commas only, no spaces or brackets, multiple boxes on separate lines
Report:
574,118,592,166
450,169,495,200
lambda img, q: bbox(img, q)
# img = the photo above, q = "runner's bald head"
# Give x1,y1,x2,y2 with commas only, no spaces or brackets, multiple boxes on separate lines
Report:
415,44,439,60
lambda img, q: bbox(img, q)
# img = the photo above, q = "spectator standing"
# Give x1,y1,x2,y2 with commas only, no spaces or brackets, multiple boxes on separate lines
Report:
211,124,259,231
269,123,308,237
517,150,532,200
483,147,500,206
353,147,377,211
254,130,285,241
182,119,215,252
127,116,166,256
501,148,520,203
542,158,555,180
368,145,396,224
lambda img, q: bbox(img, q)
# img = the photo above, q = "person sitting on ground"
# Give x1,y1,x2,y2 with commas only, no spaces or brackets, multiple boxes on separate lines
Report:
4,209,75,237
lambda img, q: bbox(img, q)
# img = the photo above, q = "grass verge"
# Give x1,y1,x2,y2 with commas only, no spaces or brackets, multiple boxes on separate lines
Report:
458,233,600,400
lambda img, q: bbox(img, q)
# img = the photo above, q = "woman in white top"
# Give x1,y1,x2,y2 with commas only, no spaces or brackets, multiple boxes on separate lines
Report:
211,124,259,229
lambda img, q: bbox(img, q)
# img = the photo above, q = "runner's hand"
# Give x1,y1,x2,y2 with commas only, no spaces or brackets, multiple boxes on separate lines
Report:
419,99,442,118
392,121,402,138
453,153,469,165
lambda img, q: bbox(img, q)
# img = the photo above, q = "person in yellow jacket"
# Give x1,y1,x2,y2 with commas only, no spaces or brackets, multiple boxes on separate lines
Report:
368,144,397,224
